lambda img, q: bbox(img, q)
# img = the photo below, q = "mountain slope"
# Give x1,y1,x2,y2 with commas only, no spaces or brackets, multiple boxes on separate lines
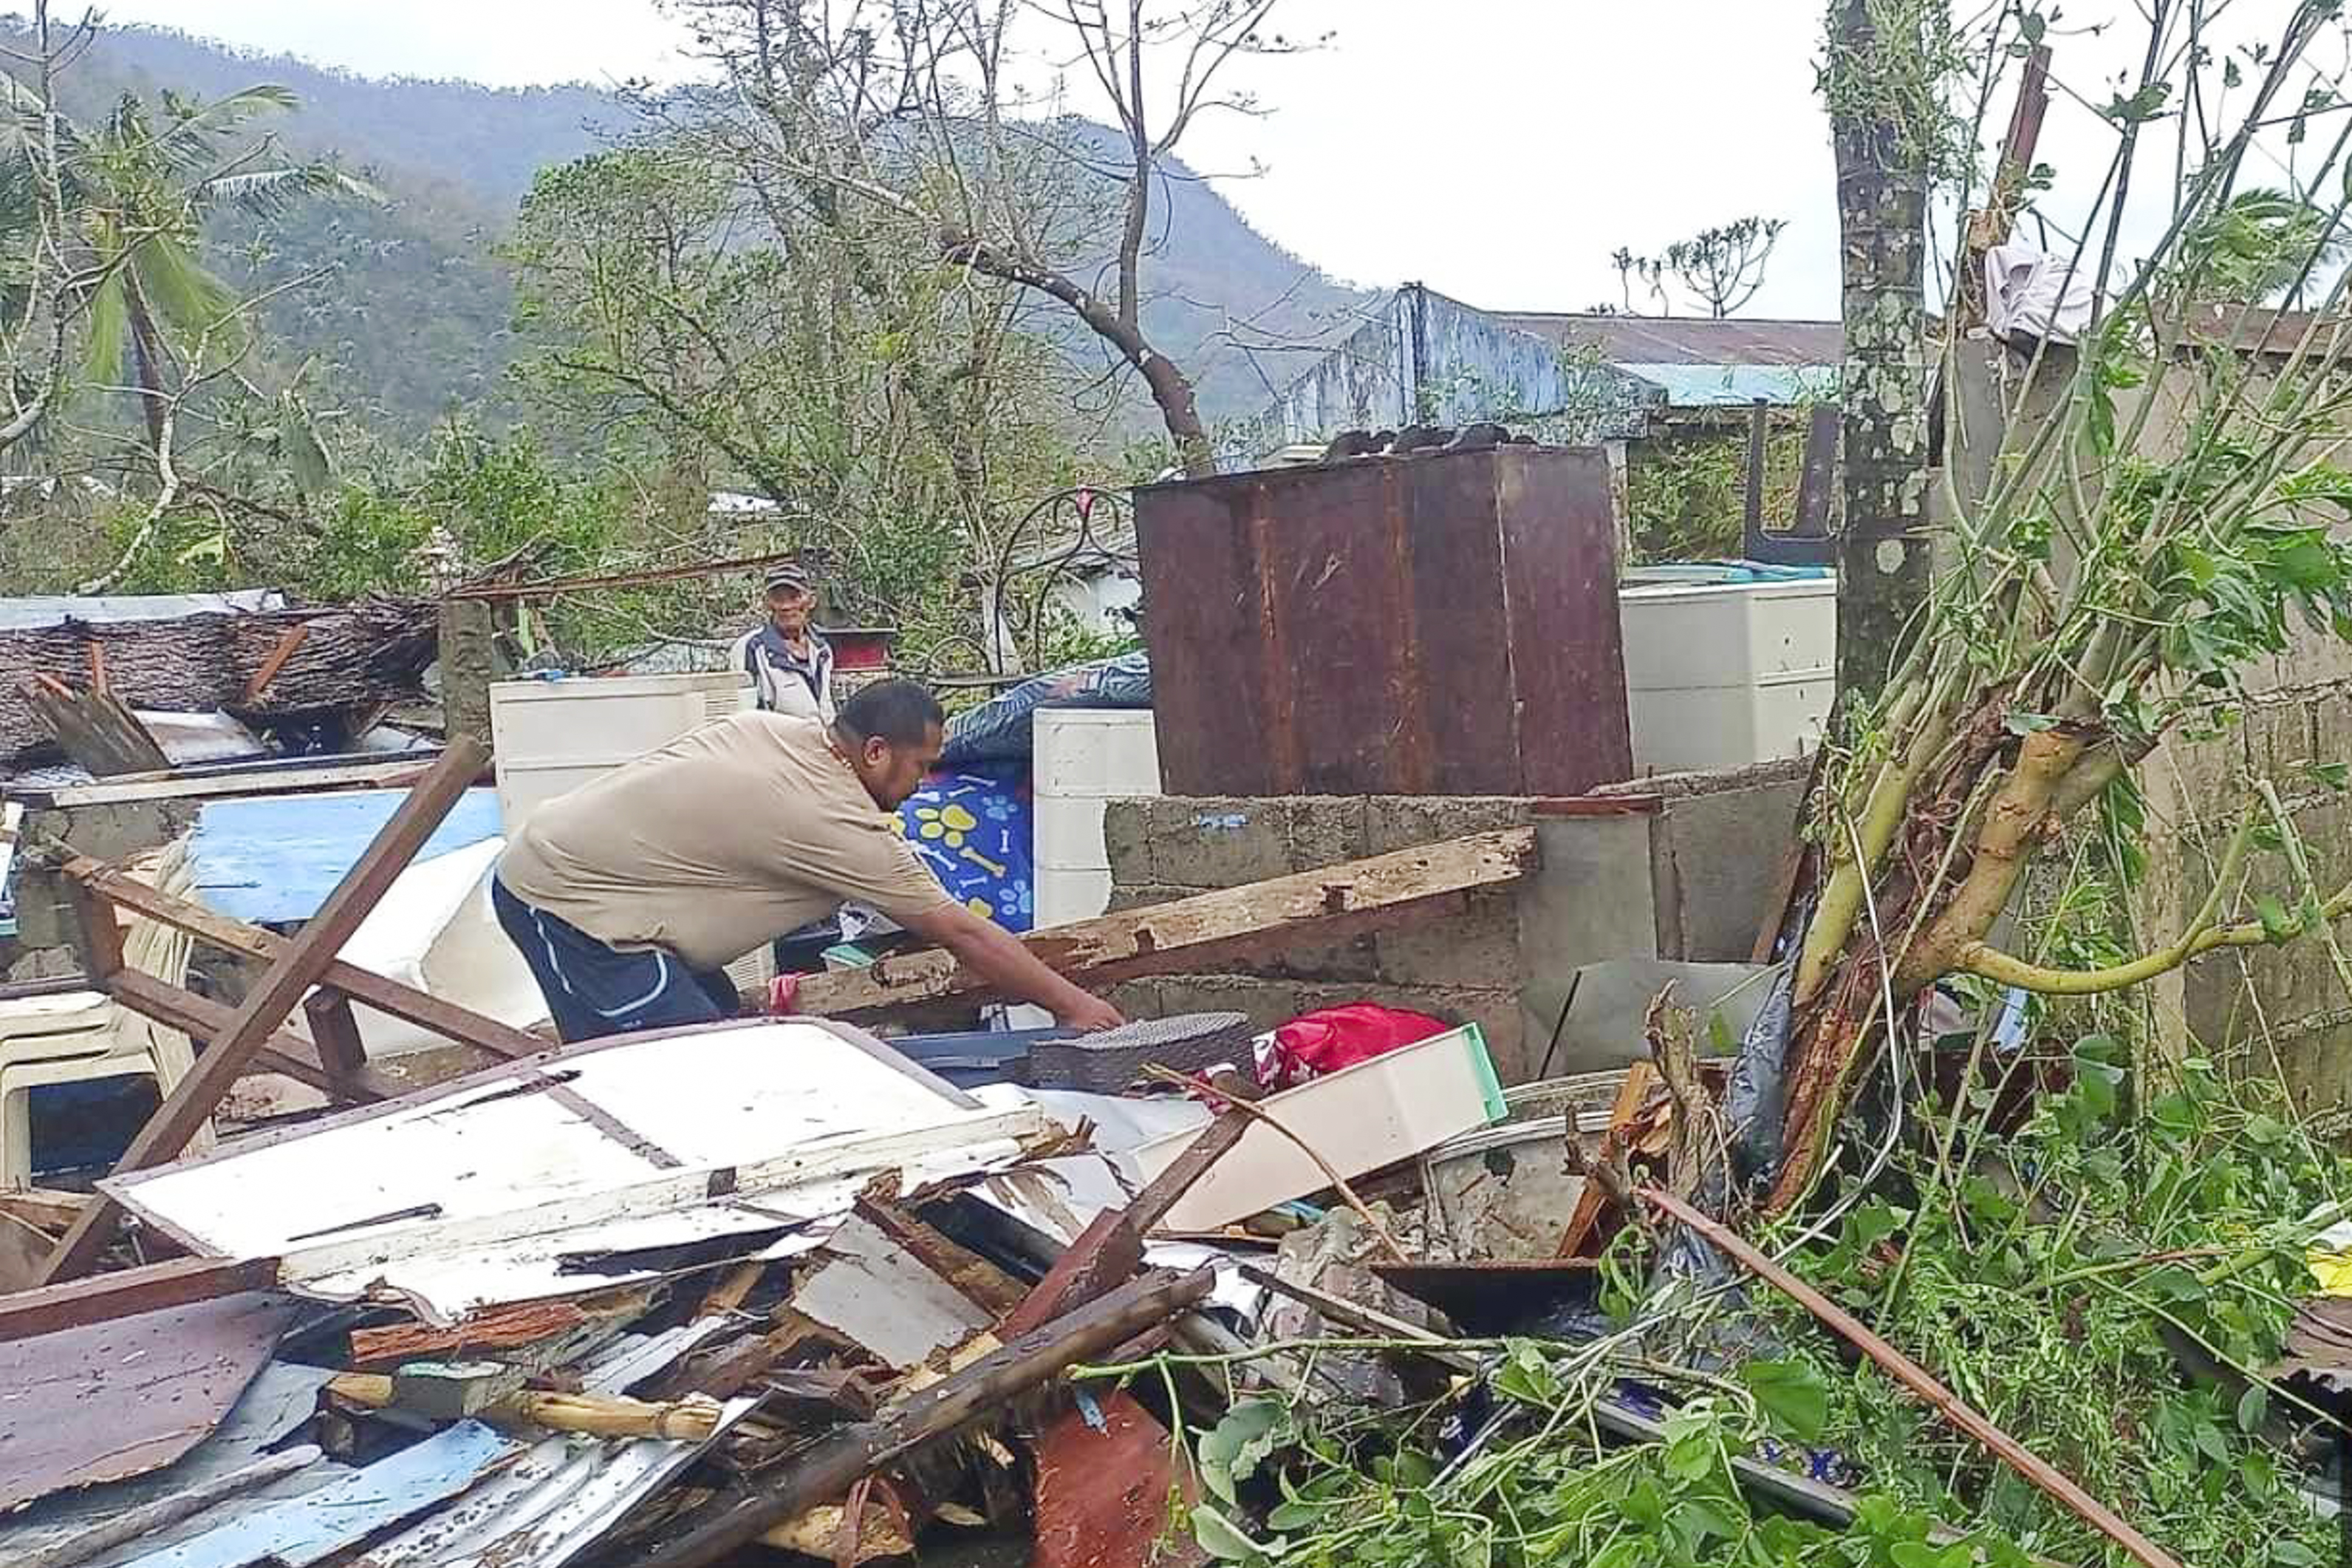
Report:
28,24,1369,445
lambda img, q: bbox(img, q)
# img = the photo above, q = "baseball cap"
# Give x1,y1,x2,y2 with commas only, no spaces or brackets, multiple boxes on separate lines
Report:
763,562,814,595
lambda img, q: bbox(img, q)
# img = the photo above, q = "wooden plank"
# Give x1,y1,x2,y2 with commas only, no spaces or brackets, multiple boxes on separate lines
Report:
62,858,545,1062
36,739,489,1283
7,753,446,810
0,1255,280,1344
998,1110,1251,1339
301,989,372,1088
25,680,168,775
67,881,125,980
104,968,394,1100
241,623,310,704
798,828,1539,1018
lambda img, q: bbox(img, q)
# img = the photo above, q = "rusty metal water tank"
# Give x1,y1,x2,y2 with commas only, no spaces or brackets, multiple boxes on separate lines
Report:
1134,443,1632,796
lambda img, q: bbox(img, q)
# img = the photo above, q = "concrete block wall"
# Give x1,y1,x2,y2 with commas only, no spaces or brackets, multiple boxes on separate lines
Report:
1,799,197,983
1104,771,1805,1085
2140,680,2352,1116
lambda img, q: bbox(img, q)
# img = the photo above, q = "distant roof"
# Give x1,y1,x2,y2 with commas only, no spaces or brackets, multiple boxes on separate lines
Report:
0,589,285,632
1620,363,1838,407
1491,312,1845,367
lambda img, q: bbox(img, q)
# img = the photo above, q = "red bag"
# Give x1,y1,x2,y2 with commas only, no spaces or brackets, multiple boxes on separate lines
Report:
1260,1004,1451,1089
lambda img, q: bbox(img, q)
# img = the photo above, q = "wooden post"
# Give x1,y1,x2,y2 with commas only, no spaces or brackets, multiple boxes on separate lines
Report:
301,989,372,1091
437,598,498,748
35,738,490,1284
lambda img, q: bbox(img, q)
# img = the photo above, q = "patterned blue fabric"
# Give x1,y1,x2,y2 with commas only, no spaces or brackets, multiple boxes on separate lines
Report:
895,763,1034,932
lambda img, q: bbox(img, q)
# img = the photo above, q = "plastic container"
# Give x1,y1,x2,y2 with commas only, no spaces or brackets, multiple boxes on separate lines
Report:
1129,1023,1505,1232
1618,574,1836,774
1032,709,1161,927
490,671,754,828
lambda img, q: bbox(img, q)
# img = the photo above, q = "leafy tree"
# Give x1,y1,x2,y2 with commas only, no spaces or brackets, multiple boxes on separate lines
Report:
502,139,1084,661
58,85,378,451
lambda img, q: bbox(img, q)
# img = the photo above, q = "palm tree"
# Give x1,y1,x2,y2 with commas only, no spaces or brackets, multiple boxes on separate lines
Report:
69,87,379,451
2178,186,2352,304
0,80,378,452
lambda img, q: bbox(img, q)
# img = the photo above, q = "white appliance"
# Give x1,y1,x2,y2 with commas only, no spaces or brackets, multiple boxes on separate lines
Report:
1618,570,1836,775
1030,708,1161,927
489,670,756,829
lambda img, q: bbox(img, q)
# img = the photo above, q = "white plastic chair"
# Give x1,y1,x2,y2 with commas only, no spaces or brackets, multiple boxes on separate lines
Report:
0,989,196,1186
0,837,207,1185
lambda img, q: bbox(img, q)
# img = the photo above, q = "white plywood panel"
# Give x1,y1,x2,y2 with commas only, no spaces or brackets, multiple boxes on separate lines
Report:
1033,709,1161,797
1033,796,1110,871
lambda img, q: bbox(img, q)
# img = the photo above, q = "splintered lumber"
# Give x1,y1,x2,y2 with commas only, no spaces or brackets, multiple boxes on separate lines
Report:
998,1110,1251,1338
347,1300,589,1368
0,597,437,765
796,828,1539,1018
330,1372,725,1440
24,678,169,775
36,740,490,1284
629,1268,1215,1568
1643,1188,2184,1568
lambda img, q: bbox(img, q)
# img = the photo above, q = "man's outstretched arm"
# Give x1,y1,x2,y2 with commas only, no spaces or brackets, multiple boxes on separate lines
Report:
897,901,1126,1032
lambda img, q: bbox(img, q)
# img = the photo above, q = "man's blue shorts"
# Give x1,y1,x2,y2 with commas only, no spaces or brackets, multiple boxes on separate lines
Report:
491,877,739,1044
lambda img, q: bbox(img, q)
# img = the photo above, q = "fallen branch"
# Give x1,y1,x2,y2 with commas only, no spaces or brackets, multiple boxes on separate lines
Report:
1641,1187,2185,1568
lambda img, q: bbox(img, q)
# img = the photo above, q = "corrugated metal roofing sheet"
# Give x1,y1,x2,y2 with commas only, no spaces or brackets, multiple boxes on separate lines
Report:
186,787,504,925
1493,312,1844,367
0,1290,299,1511
1618,363,1839,407
0,591,285,633
0,1360,338,1568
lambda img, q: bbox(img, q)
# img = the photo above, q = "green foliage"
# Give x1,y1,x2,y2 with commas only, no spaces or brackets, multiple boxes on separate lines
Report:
1771,1058,2342,1566
2176,187,2351,302
1625,424,1810,562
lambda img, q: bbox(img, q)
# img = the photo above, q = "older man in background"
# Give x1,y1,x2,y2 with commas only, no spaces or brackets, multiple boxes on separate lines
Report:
731,563,835,721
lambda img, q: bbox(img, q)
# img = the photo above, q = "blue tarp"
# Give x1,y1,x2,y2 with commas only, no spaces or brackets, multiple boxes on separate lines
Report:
188,787,504,925
896,763,1034,932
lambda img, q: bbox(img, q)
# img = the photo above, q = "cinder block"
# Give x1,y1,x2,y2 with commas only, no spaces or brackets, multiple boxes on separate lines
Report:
1373,890,1525,989
2149,711,2246,813
1283,797,1370,873
1365,796,1533,855
1151,975,1304,1034
1102,799,1156,884
1517,815,1659,978
1149,797,1291,888
1106,980,1166,1021
1660,783,1805,961
2244,697,2316,786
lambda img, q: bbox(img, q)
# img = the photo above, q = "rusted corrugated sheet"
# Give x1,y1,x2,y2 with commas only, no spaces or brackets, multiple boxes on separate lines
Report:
1498,312,1845,366
1032,1392,1208,1568
0,1290,296,1510
1137,445,1632,797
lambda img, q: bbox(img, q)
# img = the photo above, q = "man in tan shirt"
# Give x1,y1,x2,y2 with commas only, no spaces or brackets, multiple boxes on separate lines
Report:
493,680,1124,1041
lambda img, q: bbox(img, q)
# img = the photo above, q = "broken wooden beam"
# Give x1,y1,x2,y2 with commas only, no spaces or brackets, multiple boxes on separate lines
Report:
24,677,168,775
0,1255,281,1344
59,856,541,1065
36,739,489,1284
630,1267,1215,1568
998,1110,1251,1338
104,968,385,1099
796,828,1539,1018
1643,1187,2183,1568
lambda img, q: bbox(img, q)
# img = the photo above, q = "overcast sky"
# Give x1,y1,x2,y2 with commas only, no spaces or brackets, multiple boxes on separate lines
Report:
92,0,2342,320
